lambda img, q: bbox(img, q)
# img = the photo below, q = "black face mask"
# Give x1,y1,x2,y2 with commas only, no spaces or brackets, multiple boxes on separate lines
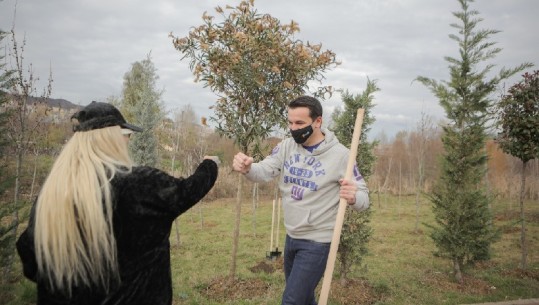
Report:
290,125,313,144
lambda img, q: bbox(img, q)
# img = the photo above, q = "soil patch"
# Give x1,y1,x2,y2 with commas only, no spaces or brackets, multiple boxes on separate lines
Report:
495,210,539,223
249,257,284,274
495,211,520,222
502,268,539,281
502,225,521,234
328,278,386,305
474,260,499,270
529,211,539,222
423,270,494,295
199,276,270,302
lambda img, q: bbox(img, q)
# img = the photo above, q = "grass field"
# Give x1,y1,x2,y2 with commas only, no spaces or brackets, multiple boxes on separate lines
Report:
6,194,539,305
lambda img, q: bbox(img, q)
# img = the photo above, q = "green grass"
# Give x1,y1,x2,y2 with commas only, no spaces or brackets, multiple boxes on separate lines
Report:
4,195,539,305
363,195,539,305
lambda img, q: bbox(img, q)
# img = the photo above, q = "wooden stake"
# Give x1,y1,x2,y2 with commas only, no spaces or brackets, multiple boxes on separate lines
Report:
276,197,281,248
318,108,365,305
270,199,276,251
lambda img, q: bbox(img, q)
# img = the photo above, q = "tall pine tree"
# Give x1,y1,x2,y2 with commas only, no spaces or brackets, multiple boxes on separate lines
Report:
416,0,532,283
331,79,378,282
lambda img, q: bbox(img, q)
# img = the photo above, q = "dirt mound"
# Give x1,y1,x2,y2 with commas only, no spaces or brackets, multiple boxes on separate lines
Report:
249,257,284,274
502,268,539,281
328,278,386,305
423,270,494,295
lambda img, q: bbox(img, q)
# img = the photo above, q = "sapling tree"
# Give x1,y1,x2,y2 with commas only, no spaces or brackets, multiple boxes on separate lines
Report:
416,0,532,283
331,79,378,282
1,29,52,282
171,0,338,279
496,70,539,270
412,112,435,233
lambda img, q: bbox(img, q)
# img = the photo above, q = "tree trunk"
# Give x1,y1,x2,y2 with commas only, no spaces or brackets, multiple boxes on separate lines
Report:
408,153,414,195
340,254,349,283
3,147,23,283
453,258,463,284
532,159,539,200
186,155,194,223
173,219,180,246
508,164,516,209
256,182,260,209
520,160,528,270
13,146,22,227
415,157,425,232
414,164,423,233
252,183,257,237
398,160,402,216
377,183,381,209
485,154,491,210
30,150,39,199
381,157,392,193
199,202,204,229
229,173,243,281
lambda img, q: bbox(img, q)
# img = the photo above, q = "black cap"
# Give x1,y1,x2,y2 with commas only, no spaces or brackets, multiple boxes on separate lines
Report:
71,101,143,132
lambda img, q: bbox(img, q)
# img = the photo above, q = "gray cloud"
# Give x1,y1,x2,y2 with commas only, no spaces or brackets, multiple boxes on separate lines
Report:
1,0,537,139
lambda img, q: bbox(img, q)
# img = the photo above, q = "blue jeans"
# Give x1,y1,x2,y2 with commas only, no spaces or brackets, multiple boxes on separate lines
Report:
282,235,331,305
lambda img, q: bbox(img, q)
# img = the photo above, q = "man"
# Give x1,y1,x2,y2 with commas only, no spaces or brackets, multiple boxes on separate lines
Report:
232,96,369,305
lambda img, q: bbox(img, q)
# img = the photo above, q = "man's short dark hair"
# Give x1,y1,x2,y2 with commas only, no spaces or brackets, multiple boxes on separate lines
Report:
288,96,323,121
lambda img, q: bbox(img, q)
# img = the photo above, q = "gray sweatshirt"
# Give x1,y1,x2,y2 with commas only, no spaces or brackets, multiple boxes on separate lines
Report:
245,128,369,243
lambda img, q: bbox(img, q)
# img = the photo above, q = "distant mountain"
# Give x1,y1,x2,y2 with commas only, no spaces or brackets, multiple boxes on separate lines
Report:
27,96,81,110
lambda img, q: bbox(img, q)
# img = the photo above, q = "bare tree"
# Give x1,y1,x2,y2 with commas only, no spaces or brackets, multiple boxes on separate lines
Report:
2,29,52,281
169,105,200,245
412,112,435,232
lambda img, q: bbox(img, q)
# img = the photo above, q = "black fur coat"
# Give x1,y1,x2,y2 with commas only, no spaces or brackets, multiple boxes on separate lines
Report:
16,160,218,305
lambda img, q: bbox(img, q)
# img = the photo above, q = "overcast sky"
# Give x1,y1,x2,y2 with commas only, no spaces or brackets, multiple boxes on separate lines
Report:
1,0,537,139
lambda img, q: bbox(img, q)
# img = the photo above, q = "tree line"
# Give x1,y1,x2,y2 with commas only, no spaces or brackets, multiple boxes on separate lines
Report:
370,125,539,201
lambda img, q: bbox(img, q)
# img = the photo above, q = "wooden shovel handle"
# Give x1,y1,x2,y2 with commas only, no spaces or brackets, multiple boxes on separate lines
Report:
318,108,365,305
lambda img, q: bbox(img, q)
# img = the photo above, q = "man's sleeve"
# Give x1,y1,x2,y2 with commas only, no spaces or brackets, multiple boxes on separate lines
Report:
245,142,284,183
351,164,369,212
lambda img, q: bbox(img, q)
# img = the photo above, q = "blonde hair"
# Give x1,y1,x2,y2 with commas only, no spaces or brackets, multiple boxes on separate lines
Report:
34,126,133,292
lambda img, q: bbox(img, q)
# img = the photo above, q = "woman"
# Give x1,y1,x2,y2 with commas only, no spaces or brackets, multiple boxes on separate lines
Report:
16,101,218,305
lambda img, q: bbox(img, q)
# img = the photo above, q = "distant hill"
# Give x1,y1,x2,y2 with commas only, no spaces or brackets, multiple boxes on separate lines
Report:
27,96,81,110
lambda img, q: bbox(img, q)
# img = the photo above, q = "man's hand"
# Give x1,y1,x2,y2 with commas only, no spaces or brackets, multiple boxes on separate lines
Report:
232,152,254,174
339,179,357,205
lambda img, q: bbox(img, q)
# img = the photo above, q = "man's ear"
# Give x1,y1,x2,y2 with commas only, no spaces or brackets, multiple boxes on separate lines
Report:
315,116,323,128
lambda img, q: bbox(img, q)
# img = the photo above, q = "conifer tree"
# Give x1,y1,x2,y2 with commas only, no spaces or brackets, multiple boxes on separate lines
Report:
331,79,378,282
121,54,164,167
416,0,532,282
